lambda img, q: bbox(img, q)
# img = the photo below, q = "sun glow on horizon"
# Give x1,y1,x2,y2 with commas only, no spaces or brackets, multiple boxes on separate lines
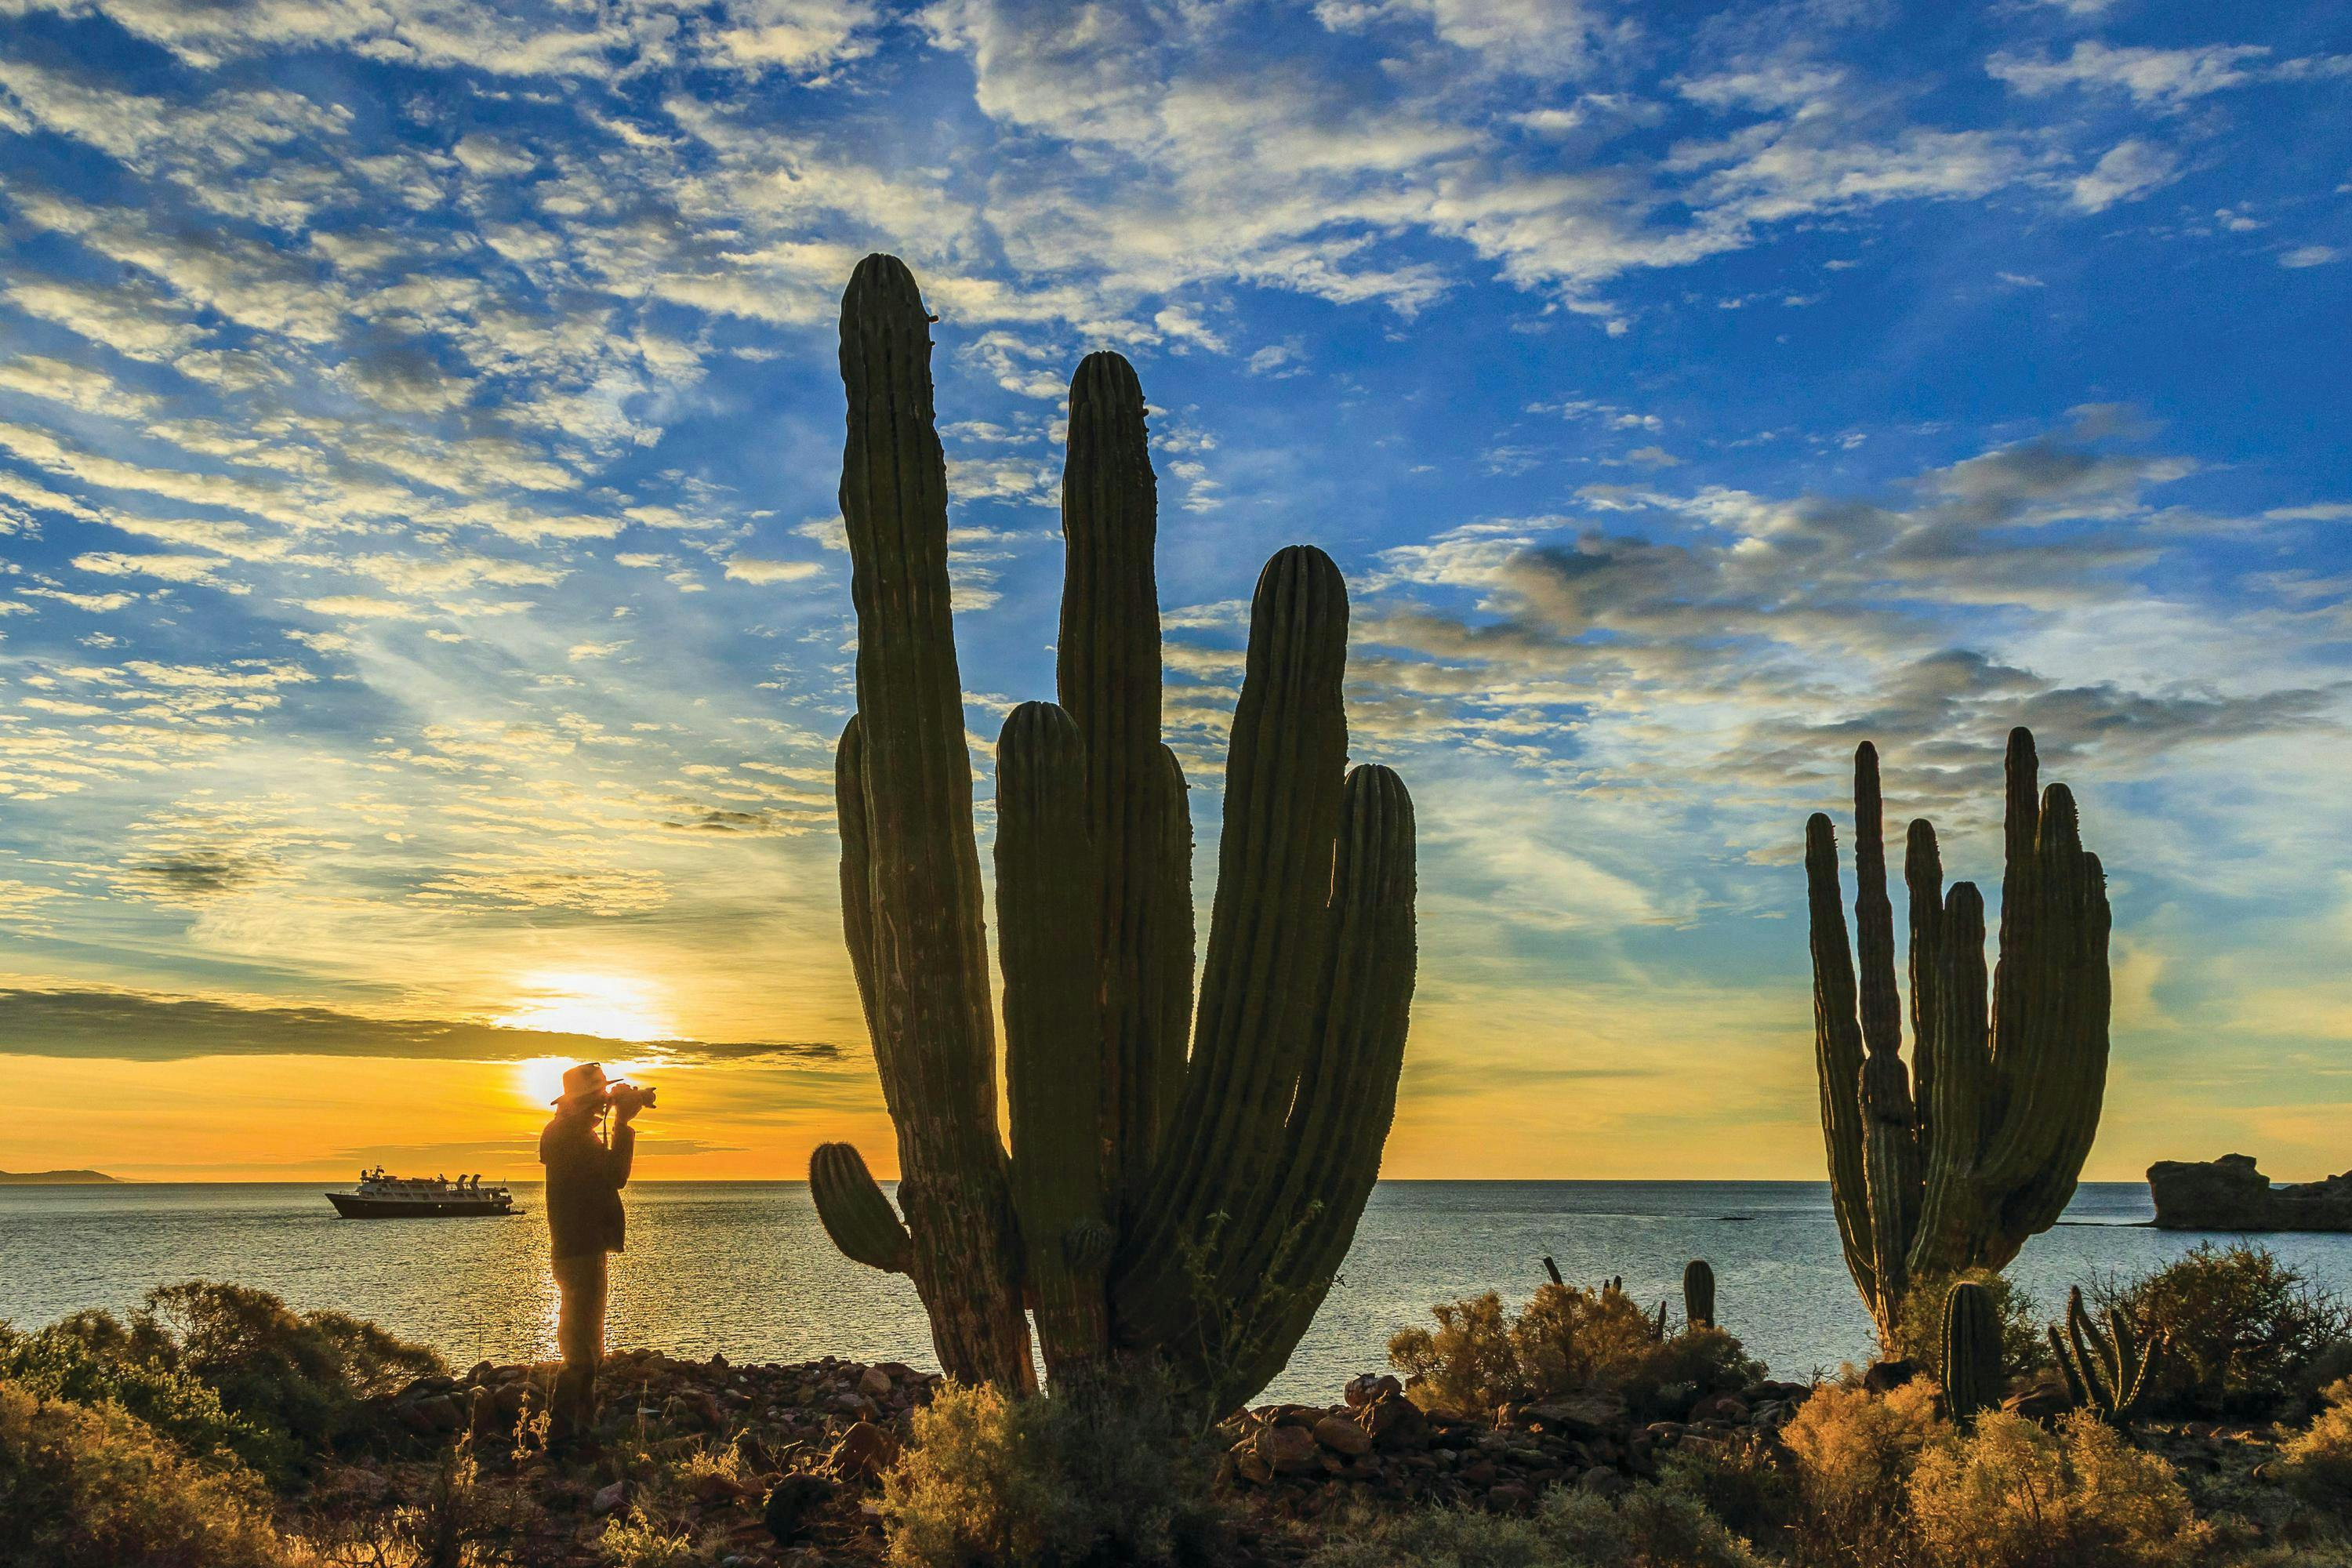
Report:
492,971,677,1044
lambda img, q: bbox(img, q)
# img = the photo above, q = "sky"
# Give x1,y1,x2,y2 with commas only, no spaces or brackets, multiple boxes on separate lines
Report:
0,0,2347,1183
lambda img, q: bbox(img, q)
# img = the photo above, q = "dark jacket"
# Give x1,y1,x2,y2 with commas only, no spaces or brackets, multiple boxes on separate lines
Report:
540,1112,633,1261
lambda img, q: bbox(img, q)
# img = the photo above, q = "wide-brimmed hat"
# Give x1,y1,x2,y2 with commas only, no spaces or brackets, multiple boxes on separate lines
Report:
554,1061,610,1108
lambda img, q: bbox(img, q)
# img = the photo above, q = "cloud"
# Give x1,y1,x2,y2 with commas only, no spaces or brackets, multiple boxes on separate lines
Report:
0,985,840,1063
2071,139,2180,212
724,557,822,584
2281,245,2341,268
1989,41,2275,106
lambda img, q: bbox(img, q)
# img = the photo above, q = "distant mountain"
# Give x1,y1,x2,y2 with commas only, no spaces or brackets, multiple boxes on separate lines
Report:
0,1169,122,1185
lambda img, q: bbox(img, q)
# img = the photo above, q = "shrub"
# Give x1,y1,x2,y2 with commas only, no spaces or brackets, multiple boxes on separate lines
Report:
0,1314,289,1476
140,1282,445,1452
597,1512,706,1568
1662,1433,1799,1548
1388,1284,1762,1417
2089,1244,2352,1419
0,1377,292,1568
1889,1270,2046,1381
1305,1483,1763,1568
1777,1377,1944,1566
2280,1378,2352,1515
1907,1409,2212,1568
879,1367,1232,1567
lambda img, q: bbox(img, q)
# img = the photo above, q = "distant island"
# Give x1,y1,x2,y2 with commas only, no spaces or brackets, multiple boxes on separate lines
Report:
0,1168,122,1185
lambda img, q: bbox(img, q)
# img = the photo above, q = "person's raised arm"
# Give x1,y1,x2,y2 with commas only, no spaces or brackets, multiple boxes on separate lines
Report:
606,1115,636,1189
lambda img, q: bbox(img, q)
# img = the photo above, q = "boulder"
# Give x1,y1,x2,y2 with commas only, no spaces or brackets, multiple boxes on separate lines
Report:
763,1473,837,1544
858,1365,894,1399
2148,1154,2352,1232
1522,1392,1626,1438
830,1421,901,1483
1313,1414,1374,1457
1359,1393,1429,1451
1864,1359,1920,1394
1257,1423,1323,1475
591,1479,628,1517
1345,1374,1403,1409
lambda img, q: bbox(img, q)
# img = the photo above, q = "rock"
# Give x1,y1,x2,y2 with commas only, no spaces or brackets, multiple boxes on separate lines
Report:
1487,1482,1533,1512
1258,1423,1323,1476
1359,1394,1429,1451
1523,1392,1627,1438
1313,1415,1374,1457
858,1366,894,1399
2148,1154,2352,1232
830,1420,901,1484
1864,1359,1920,1394
1690,1392,1750,1424
764,1473,837,1544
591,1479,628,1516
2002,1376,2074,1422
1345,1374,1403,1409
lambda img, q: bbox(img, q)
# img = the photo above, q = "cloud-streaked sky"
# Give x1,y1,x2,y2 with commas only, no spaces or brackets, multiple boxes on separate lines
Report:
2,0,2347,1181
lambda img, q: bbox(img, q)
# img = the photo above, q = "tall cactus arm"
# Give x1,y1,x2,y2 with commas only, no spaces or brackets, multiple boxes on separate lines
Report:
1940,1279,2003,1422
1113,545,1351,1341
836,252,1031,1388
1910,882,1992,1279
1058,354,1189,1220
1806,812,1878,1316
1985,786,2112,1239
1904,818,1943,1151
1852,745,1904,1066
1203,764,1417,1407
809,1142,912,1273
997,701,1112,1368
1851,745,1919,1332
837,717,878,1024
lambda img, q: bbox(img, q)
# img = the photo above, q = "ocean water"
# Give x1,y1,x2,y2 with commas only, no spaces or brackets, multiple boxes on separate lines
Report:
4,1181,2348,1403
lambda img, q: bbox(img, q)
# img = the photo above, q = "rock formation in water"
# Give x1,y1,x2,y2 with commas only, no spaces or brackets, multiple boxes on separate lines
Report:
2147,1153,2352,1232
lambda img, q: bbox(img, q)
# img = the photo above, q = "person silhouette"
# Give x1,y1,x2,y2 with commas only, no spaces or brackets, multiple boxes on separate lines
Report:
539,1062,640,1451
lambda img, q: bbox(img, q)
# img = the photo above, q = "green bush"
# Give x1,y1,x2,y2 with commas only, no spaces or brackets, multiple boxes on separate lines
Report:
1388,1284,1762,1417
879,1367,1232,1567
0,1377,292,1568
1907,1410,2211,1568
0,1315,289,1476
2089,1244,2352,1419
141,1282,444,1452
1889,1270,2046,1381
1662,1434,1799,1549
1306,1483,1763,1568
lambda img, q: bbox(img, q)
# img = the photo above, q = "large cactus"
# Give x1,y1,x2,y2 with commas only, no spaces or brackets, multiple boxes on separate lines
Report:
1806,729,2111,1345
811,255,1417,1411
1940,1279,2002,1423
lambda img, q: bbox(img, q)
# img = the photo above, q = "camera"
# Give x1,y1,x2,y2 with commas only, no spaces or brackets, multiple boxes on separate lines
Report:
606,1082,657,1114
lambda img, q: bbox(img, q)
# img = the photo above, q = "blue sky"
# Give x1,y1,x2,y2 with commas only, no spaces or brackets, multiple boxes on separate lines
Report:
0,0,2347,1179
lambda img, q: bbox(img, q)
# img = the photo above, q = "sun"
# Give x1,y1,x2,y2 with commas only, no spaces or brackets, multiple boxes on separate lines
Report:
493,971,676,1044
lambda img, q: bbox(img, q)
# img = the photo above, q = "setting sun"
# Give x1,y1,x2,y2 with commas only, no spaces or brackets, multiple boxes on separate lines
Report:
493,973,677,1045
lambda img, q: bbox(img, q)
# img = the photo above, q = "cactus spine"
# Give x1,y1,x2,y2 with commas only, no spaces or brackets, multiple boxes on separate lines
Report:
2050,1286,2160,1425
1683,1260,1716,1330
812,256,1417,1411
1940,1280,2002,1422
1806,730,2111,1345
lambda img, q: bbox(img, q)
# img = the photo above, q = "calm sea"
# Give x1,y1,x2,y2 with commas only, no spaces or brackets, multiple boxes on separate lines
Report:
5,1181,2347,1403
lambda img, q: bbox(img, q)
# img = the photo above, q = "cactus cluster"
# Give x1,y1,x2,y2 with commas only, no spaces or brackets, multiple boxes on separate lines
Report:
1806,730,2112,1345
1940,1279,2003,1423
2051,1286,2161,1425
811,255,1417,1410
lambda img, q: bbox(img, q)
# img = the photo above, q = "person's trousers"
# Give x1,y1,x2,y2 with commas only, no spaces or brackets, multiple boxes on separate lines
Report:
550,1250,608,1445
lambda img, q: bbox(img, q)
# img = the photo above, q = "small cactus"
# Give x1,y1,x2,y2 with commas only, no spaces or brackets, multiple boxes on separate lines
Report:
2049,1285,2161,1425
1940,1279,2003,1422
1683,1260,1716,1330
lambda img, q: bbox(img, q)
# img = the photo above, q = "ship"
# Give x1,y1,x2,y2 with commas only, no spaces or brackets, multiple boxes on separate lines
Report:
326,1167,518,1218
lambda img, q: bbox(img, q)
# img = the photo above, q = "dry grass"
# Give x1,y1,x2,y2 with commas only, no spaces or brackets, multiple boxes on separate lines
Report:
1388,1283,1759,1417
1907,1410,2212,1568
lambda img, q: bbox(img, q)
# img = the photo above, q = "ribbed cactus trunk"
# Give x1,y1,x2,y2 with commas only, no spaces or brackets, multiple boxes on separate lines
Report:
1940,1280,2002,1422
2050,1285,2160,1425
1806,730,2111,1346
812,256,1416,1412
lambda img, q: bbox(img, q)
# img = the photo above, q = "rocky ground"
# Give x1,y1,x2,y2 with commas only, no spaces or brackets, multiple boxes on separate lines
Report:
321,1352,2327,1566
